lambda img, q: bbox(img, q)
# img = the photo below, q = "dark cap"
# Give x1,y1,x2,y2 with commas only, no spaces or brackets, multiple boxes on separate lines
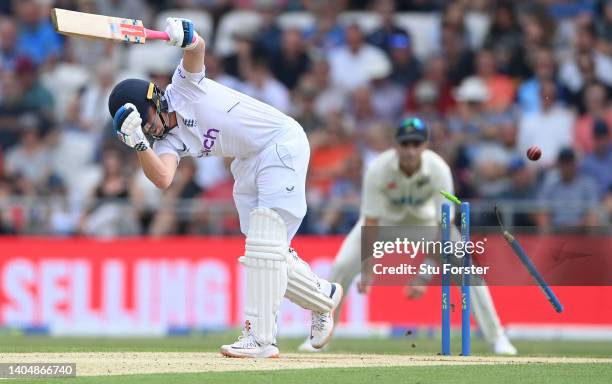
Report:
593,119,610,137
390,33,411,49
108,78,154,128
396,117,428,143
558,147,576,163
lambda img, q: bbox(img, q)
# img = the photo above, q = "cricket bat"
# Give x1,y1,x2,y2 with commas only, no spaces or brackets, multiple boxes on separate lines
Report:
51,8,170,44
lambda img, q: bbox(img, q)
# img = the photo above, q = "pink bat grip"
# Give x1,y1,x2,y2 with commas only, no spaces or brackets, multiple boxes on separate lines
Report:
145,29,170,41
145,29,198,44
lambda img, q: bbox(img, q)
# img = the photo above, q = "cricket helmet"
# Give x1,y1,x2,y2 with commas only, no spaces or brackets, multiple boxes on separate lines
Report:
108,78,170,140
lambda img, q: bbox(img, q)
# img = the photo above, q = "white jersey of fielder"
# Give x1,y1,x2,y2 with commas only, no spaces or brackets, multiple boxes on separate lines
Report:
153,60,294,160
361,148,454,225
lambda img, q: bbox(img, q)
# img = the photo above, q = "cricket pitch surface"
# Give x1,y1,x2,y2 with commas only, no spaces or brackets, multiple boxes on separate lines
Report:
1,352,610,376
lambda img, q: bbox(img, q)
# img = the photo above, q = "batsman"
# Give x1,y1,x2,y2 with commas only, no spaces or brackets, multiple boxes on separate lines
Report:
107,18,342,358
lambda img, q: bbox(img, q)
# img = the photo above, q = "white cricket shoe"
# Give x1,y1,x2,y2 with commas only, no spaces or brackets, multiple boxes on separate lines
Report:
493,335,518,355
297,337,325,352
220,328,280,358
309,283,343,349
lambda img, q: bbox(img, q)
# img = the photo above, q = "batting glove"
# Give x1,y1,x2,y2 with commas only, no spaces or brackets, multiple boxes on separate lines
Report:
113,103,149,151
165,18,198,50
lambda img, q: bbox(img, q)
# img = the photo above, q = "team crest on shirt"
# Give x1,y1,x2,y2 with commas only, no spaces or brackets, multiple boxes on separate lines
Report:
183,118,198,128
387,181,397,190
415,175,430,187
387,175,433,207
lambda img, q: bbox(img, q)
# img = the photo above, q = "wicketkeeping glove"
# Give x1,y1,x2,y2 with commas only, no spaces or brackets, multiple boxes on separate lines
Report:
165,17,198,50
113,103,149,151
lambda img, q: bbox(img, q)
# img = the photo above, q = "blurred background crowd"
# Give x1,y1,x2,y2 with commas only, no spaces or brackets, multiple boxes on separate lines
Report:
0,0,611,237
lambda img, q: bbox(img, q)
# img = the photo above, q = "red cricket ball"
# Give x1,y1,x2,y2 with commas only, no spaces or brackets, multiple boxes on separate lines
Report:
526,145,542,161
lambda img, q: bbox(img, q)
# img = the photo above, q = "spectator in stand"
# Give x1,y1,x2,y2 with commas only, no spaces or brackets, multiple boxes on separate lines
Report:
447,76,491,146
328,24,390,91
0,17,18,70
580,120,612,199
44,175,79,236
405,56,455,114
574,82,612,153
13,56,53,116
408,79,441,120
595,0,612,56
313,154,362,234
271,28,311,90
0,69,26,149
472,119,519,198
483,1,523,76
223,32,256,81
77,146,142,237
309,58,346,117
149,157,202,236
437,4,474,85
347,87,381,133
77,60,116,135
360,122,392,167
195,158,240,235
499,157,538,226
303,2,345,53
509,9,555,79
440,2,465,34
14,0,62,67
292,80,324,134
559,24,612,109
204,52,242,89
475,49,515,113
537,147,599,231
388,34,421,87
518,80,574,168
563,53,604,113
241,56,290,113
253,0,283,56
4,114,53,196
446,76,496,197
517,48,558,115
368,58,405,124
367,0,409,55
308,112,356,202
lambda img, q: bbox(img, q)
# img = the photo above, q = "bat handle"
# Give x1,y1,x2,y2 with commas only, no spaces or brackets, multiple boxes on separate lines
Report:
145,29,199,44
145,29,170,41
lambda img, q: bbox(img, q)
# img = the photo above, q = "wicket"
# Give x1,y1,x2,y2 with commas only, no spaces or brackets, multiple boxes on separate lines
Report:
441,202,471,356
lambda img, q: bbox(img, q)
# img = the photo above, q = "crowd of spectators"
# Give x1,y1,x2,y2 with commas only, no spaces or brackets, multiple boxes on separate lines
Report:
0,0,611,236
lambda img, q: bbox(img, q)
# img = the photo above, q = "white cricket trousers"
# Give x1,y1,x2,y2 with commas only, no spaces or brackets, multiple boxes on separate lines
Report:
230,121,309,242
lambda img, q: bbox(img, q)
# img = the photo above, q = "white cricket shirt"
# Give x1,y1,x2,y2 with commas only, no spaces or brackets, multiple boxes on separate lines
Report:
153,60,294,160
361,148,454,225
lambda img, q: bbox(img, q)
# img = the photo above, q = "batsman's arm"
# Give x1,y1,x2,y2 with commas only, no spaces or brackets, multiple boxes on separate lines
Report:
136,150,179,190
164,18,205,74
182,35,205,74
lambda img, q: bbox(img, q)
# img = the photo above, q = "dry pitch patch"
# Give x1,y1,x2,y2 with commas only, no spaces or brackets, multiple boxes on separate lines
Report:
0,353,610,376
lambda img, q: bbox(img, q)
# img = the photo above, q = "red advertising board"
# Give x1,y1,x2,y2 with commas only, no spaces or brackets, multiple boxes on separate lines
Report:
0,237,610,336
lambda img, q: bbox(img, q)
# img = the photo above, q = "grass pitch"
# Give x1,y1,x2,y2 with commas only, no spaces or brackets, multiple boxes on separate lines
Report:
0,332,610,384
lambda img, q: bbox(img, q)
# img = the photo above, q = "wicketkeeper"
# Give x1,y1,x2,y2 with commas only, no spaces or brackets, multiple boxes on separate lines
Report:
107,18,342,358
298,118,517,355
